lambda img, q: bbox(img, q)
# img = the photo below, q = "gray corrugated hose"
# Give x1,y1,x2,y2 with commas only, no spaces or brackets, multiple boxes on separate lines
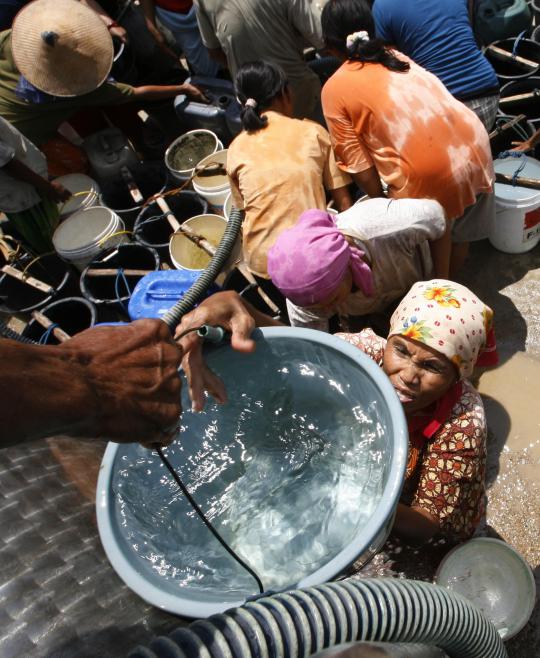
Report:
160,207,244,329
129,578,507,658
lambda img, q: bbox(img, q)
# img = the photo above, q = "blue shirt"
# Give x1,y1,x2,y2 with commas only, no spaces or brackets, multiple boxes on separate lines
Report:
373,0,499,100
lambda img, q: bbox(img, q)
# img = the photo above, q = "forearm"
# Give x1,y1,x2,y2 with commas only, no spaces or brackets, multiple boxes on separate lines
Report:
132,85,186,101
208,47,228,68
0,340,95,446
393,502,440,544
330,184,353,211
351,168,385,198
140,0,157,27
4,158,49,192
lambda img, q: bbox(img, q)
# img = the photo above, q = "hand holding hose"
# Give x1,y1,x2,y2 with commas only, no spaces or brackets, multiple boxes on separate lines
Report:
175,291,257,412
61,319,182,446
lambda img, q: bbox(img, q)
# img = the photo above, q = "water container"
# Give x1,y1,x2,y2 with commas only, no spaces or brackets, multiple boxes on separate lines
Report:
0,253,77,314
169,214,227,271
128,269,219,321
99,161,167,224
531,0,540,23
80,243,160,315
489,155,540,252
96,327,408,617
192,149,230,213
533,25,540,44
499,76,540,123
55,173,102,219
485,37,540,81
164,129,222,182
134,190,208,264
174,76,242,146
22,296,97,344
83,128,140,181
53,206,128,271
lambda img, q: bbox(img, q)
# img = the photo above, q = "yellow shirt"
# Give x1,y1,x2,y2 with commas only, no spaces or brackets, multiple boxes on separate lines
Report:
226,111,351,278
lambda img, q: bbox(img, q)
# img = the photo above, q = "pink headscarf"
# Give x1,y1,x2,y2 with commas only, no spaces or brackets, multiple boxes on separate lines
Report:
267,209,374,306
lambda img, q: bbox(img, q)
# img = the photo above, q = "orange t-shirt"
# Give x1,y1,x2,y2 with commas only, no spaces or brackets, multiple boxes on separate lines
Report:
321,54,494,220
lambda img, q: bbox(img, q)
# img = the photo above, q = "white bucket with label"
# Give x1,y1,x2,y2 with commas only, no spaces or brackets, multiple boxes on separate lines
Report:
489,156,540,254
55,173,102,219
53,206,128,270
192,149,230,214
165,129,223,182
169,214,227,271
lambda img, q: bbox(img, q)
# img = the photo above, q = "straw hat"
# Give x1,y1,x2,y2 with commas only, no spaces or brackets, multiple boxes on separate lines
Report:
11,0,114,97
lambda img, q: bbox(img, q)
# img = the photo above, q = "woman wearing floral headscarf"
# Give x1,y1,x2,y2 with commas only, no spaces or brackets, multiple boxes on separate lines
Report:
337,279,498,543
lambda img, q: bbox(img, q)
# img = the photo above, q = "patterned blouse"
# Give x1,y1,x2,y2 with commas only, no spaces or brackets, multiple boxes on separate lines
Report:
336,329,487,539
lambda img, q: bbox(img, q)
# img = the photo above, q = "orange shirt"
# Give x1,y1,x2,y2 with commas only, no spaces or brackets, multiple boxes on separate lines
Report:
322,55,494,220
227,111,351,278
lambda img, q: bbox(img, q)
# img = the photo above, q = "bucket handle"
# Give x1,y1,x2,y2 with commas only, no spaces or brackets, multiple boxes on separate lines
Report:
97,230,133,248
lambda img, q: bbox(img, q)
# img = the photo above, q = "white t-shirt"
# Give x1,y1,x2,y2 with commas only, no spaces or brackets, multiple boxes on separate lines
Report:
0,116,48,214
286,196,447,331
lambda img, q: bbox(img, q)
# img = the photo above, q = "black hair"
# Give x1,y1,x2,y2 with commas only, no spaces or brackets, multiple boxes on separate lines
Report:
234,60,288,132
321,0,409,73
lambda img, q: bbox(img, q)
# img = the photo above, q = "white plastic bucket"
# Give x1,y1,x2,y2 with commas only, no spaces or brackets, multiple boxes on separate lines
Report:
165,129,223,182
53,206,128,270
192,149,230,213
169,214,227,271
489,155,540,254
55,173,102,219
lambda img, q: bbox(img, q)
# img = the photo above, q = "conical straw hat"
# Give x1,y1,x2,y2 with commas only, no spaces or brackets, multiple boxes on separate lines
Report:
11,0,114,97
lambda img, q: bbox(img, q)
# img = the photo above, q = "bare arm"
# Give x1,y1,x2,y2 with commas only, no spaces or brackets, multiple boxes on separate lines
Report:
393,502,440,544
132,83,208,103
79,0,128,42
351,168,385,198
0,320,182,448
208,47,228,68
139,0,179,60
330,184,353,211
4,158,71,202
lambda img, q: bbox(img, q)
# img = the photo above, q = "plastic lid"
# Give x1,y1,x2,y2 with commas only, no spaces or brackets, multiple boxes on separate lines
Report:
435,537,535,640
56,173,100,216
53,206,116,252
493,155,540,206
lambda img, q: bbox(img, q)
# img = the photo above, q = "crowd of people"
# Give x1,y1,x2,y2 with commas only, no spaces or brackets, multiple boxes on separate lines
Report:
2,0,536,548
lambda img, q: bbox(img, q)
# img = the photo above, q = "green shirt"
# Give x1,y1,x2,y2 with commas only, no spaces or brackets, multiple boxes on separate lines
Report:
0,30,134,145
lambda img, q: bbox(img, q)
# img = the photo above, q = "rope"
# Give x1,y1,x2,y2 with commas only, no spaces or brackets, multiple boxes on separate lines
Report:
495,116,530,142
114,267,132,312
511,30,527,58
497,150,527,185
38,322,60,345
97,229,133,247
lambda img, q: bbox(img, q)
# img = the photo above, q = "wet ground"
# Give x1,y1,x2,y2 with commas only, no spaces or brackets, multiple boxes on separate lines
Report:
349,239,540,656
1,239,539,657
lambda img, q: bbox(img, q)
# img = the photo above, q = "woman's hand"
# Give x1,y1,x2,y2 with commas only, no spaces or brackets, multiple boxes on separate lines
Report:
175,291,257,412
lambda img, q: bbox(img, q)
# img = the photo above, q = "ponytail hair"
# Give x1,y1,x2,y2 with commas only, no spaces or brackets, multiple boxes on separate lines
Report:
321,0,409,73
234,60,289,133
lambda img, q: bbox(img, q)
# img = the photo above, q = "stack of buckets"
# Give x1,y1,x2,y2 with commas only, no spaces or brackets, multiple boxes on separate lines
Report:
52,173,127,271
162,128,231,273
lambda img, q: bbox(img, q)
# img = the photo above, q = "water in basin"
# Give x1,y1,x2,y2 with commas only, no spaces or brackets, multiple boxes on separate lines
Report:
112,336,392,597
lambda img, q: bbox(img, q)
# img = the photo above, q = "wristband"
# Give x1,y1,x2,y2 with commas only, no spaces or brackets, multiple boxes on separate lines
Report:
107,20,120,30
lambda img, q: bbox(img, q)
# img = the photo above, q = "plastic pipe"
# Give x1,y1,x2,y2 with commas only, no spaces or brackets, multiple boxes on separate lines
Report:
128,578,507,658
160,206,244,328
